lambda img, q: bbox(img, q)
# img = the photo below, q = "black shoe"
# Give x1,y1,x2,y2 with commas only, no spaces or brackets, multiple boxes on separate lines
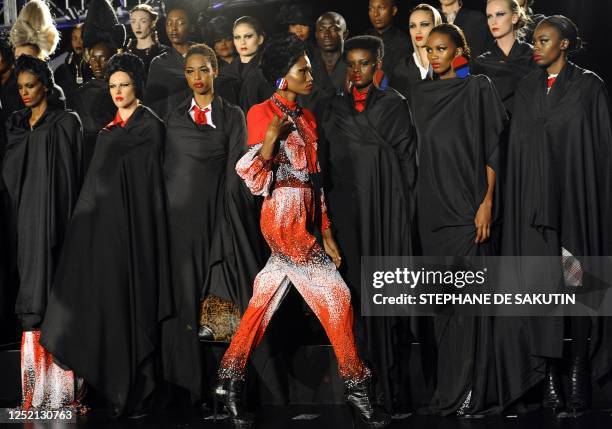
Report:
567,356,590,414
345,379,391,428
542,361,564,413
213,378,254,428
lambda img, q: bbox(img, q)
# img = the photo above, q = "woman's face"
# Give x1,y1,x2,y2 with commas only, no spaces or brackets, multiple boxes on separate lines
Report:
233,23,264,60
214,38,234,60
184,53,217,95
109,71,138,109
15,44,40,59
426,31,460,78
131,10,155,41
409,10,435,48
285,55,313,96
89,43,112,79
166,9,190,46
532,23,568,67
17,71,46,108
289,24,310,41
71,27,84,55
486,0,518,40
345,48,378,90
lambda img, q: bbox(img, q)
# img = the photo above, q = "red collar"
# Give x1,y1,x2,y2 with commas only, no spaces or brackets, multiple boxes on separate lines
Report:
352,86,370,112
106,110,128,129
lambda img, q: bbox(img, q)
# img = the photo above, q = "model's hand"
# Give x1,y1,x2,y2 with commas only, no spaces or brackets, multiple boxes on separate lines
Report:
261,114,292,160
474,200,492,244
323,229,342,268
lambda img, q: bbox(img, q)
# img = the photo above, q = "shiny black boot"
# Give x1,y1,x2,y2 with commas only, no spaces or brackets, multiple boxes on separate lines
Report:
542,361,564,413
345,379,391,428
213,378,254,428
567,355,590,415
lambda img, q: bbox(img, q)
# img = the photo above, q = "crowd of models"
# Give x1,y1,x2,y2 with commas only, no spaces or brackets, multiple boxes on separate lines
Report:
0,0,611,427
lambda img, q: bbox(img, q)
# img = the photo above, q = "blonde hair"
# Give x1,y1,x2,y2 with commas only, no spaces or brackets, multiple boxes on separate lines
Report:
10,0,59,59
409,4,443,67
486,0,531,38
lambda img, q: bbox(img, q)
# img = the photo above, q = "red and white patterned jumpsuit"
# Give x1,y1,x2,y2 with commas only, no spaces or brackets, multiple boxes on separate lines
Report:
217,93,371,387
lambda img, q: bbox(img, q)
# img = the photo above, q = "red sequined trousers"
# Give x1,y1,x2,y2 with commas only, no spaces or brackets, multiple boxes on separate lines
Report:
217,142,371,387
21,331,75,410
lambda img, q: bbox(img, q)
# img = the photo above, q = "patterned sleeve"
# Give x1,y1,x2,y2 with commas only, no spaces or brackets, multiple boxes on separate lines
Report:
235,143,274,196
320,187,332,233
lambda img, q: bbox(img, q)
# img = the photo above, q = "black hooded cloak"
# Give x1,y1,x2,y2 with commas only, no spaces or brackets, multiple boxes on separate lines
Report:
2,105,83,330
500,62,612,404
40,105,171,415
320,85,417,412
160,95,265,400
219,53,273,114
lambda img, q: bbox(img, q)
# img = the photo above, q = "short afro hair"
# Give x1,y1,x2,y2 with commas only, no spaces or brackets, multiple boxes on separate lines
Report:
261,32,306,86
14,54,54,91
343,35,384,62
105,52,146,98
185,43,218,71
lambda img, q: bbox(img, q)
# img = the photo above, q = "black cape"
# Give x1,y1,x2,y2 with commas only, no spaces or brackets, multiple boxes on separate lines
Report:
0,73,24,147
2,106,84,330
145,48,190,120
41,105,171,415
390,54,426,99
161,95,265,400
220,53,274,114
67,78,116,170
320,85,417,412
442,7,493,57
299,48,347,121
474,41,536,114
500,62,612,401
364,26,413,77
126,42,170,77
54,53,93,101
410,75,507,415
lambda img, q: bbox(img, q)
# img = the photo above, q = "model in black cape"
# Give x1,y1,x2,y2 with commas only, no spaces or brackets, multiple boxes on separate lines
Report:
161,95,265,401
67,78,115,170
410,74,507,415
219,52,273,114
320,85,417,412
2,101,84,331
500,62,612,405
473,41,535,114
41,105,171,415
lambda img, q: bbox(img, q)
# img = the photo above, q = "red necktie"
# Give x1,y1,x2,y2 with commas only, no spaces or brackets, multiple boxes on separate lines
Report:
193,105,209,125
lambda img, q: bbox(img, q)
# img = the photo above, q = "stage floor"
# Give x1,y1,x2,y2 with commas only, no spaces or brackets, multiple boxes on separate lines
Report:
3,406,612,428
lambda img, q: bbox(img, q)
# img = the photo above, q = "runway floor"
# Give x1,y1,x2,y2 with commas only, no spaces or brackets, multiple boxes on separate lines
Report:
2,405,612,429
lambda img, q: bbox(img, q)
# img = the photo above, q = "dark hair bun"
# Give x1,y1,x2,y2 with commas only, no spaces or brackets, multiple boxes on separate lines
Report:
106,52,146,97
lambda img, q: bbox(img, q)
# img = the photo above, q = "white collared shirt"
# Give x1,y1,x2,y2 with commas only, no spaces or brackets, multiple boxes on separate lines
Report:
413,51,429,80
188,98,215,128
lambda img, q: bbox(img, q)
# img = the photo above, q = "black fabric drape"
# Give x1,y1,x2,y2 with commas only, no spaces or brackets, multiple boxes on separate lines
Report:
442,7,493,57
320,86,417,412
41,105,172,415
501,62,612,401
364,26,413,77
145,48,190,120
410,75,507,415
54,53,92,102
161,95,265,401
67,78,115,171
390,54,425,99
219,53,274,114
126,42,170,77
2,107,84,330
473,41,536,114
